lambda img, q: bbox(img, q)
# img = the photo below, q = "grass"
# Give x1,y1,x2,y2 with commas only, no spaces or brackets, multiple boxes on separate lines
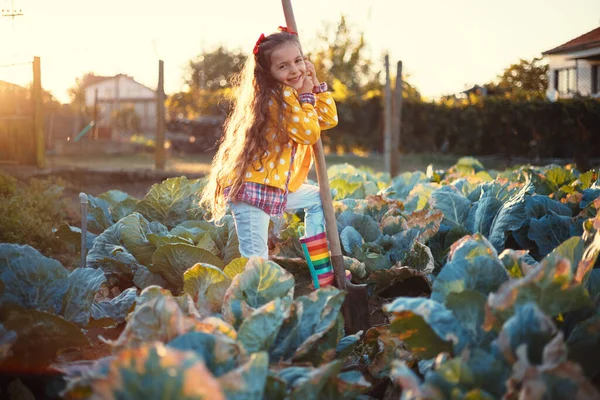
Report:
47,151,499,178
48,152,216,176
323,153,465,174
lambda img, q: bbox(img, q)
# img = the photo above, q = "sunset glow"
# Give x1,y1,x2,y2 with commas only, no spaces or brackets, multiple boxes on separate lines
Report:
1,0,599,103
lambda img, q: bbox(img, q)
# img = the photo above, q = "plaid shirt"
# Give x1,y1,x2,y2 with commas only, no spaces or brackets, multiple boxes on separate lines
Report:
226,182,287,216
226,84,327,216
226,144,298,216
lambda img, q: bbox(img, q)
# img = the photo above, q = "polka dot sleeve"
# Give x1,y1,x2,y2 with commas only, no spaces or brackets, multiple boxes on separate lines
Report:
315,92,338,130
280,88,322,145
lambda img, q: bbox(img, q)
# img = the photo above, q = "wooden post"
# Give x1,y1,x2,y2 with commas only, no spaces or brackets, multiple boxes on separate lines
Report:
383,54,392,175
113,76,119,139
282,0,370,334
47,112,55,150
79,193,89,268
93,88,99,140
281,1,346,290
391,60,403,177
32,56,45,168
155,60,166,170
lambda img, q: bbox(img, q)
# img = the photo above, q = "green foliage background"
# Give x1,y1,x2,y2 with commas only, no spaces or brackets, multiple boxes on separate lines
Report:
0,172,70,257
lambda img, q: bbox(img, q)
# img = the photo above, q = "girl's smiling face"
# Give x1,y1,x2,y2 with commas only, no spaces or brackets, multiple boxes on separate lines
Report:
269,41,306,90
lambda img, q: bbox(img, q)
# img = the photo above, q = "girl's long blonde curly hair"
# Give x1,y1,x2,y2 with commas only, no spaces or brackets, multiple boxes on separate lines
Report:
200,31,302,223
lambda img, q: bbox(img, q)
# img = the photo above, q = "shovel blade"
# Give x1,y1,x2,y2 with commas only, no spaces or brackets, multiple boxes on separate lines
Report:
342,279,370,334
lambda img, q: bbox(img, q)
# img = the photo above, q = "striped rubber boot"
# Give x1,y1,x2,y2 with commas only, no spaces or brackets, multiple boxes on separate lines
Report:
300,231,334,289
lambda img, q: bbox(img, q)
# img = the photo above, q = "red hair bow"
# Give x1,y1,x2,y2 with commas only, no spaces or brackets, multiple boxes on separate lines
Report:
253,33,266,55
253,27,298,55
278,26,298,35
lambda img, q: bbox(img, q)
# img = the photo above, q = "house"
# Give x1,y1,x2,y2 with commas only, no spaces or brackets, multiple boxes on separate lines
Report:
84,74,158,135
0,80,29,115
542,27,600,100
0,80,27,92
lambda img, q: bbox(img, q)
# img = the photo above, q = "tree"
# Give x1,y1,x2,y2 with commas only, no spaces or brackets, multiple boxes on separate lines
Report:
187,46,246,91
166,88,232,119
68,72,99,113
391,75,422,102
111,106,141,134
308,16,382,100
497,57,548,92
166,47,245,119
486,57,548,100
308,16,421,104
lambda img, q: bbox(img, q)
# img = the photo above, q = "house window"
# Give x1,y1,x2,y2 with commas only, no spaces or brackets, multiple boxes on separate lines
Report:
593,65,600,94
554,68,577,94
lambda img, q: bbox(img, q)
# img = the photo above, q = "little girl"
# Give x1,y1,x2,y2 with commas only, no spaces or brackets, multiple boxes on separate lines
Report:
200,27,338,288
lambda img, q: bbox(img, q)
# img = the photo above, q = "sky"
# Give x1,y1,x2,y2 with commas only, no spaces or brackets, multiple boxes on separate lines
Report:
1,0,599,104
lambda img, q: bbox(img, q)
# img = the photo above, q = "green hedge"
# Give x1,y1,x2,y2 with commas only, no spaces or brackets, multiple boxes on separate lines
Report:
327,97,600,169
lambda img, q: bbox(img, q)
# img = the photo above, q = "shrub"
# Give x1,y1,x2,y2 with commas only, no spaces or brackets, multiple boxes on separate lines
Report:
326,97,600,170
0,171,71,257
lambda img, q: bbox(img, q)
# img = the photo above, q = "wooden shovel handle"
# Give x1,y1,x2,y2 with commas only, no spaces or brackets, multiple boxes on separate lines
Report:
281,0,347,291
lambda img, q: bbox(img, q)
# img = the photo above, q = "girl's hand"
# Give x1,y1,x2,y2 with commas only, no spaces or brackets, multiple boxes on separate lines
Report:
298,74,314,94
304,57,320,87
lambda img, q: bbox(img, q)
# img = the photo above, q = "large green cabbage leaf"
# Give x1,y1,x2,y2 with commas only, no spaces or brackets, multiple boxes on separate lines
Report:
384,297,472,359
98,189,139,221
217,352,269,400
150,243,225,290
222,258,294,329
134,176,205,228
487,180,534,251
90,287,137,326
269,286,345,365
61,267,107,326
431,256,508,304
168,330,239,377
492,302,559,366
383,171,430,200
89,343,225,399
0,243,69,314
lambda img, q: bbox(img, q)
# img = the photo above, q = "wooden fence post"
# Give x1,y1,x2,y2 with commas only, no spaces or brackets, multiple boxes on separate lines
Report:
391,60,403,177
383,54,392,175
155,60,166,171
93,88,99,140
33,56,45,168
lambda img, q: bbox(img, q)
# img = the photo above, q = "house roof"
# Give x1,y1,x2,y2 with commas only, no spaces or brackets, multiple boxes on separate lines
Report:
83,73,155,93
0,80,27,91
82,74,115,86
543,27,600,55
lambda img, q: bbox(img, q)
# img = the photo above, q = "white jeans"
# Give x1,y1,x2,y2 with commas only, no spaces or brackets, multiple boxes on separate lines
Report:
230,184,325,258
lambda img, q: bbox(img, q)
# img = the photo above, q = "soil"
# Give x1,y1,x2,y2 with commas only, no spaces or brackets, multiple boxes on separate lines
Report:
59,324,125,365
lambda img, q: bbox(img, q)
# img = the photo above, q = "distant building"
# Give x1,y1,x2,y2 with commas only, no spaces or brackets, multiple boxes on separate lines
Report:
0,80,30,115
461,84,509,99
83,74,157,134
0,80,26,92
542,27,600,100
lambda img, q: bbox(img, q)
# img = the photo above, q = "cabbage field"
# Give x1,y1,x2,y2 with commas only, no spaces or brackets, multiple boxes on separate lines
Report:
1,157,600,399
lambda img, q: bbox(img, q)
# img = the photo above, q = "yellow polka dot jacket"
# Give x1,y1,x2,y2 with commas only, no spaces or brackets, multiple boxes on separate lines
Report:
241,85,338,193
